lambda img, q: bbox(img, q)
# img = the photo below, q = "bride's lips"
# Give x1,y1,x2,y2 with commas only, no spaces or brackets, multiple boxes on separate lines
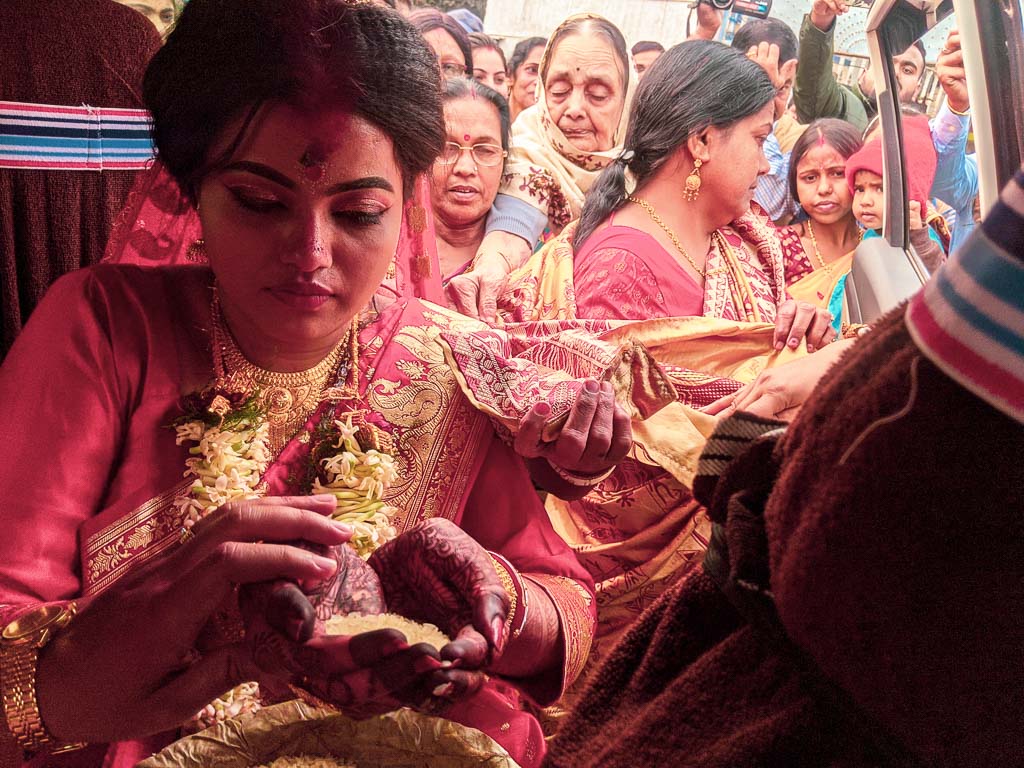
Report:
267,281,334,310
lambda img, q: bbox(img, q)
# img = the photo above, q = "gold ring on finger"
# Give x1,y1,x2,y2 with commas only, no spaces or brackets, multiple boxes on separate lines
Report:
179,526,196,545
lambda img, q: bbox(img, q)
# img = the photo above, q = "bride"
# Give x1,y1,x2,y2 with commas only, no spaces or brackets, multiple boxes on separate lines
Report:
0,2,633,766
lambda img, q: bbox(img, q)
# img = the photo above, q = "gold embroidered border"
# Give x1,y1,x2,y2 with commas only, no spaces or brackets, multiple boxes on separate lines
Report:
368,325,491,530
523,574,596,694
83,479,192,596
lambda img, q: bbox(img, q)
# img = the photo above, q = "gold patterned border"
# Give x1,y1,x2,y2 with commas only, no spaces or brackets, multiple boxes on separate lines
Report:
83,479,192,596
523,574,596,695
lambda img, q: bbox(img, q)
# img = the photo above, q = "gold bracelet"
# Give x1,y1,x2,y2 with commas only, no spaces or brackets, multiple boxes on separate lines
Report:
487,554,518,638
947,102,971,117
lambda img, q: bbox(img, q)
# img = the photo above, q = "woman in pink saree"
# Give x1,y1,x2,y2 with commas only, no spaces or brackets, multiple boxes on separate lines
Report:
0,3,649,766
496,42,855,715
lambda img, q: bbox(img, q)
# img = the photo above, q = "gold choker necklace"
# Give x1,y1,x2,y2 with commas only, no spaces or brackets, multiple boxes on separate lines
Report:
210,294,358,452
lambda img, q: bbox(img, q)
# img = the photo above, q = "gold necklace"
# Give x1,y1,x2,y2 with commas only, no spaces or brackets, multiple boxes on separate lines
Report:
805,219,833,276
211,293,359,452
806,219,863,277
626,196,706,278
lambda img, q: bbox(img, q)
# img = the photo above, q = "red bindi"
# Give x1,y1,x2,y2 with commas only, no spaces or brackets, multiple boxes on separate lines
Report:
299,143,328,183
463,133,471,141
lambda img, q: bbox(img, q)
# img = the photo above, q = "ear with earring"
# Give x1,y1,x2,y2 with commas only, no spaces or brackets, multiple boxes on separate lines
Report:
186,197,208,263
683,159,702,202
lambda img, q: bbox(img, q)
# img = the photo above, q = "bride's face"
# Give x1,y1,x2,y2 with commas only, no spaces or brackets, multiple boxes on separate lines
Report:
198,103,403,359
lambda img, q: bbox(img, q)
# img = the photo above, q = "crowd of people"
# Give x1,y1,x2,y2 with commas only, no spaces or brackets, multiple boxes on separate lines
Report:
0,0,1019,767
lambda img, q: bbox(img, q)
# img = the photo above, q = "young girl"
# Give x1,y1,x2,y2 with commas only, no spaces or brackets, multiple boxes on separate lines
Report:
779,119,864,335
846,114,947,273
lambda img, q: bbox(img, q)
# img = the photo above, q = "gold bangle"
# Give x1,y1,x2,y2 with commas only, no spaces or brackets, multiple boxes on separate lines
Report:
487,554,518,638
947,102,971,117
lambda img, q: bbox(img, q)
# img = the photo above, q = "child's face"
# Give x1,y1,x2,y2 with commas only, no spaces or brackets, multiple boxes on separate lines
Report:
852,169,884,229
795,141,854,226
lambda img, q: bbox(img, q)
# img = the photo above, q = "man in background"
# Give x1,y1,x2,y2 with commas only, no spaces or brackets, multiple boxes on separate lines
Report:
631,41,665,79
794,0,925,132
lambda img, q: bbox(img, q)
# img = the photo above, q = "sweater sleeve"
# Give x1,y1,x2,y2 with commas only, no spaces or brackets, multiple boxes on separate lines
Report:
911,226,945,273
485,194,549,244
793,14,869,132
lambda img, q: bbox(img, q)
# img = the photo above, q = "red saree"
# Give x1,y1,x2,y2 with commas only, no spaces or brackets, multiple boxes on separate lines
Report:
572,225,705,320
0,264,607,767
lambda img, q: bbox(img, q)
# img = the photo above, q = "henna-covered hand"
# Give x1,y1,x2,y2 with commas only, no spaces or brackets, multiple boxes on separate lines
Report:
239,535,461,719
239,542,385,675
295,633,448,718
368,519,509,700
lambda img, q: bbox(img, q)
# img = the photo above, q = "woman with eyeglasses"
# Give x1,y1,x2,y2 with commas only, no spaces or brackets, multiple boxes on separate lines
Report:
410,9,472,81
431,78,509,283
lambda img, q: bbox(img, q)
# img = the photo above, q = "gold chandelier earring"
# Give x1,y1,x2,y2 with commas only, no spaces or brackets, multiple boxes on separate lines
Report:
683,159,703,202
185,239,207,263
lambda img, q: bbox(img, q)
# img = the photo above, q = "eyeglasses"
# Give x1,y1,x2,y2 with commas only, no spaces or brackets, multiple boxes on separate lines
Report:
440,62,467,79
438,141,507,167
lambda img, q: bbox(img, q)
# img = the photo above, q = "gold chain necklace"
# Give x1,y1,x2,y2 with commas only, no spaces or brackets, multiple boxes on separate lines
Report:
805,219,833,276
211,293,358,452
806,219,863,277
626,196,706,278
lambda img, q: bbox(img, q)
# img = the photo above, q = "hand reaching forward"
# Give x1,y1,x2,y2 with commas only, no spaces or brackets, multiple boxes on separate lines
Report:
810,0,849,31
774,299,838,354
446,231,531,322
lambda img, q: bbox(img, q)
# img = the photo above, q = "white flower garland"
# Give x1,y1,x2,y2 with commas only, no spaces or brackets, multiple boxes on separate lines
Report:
171,397,399,559
313,417,399,559
172,402,271,528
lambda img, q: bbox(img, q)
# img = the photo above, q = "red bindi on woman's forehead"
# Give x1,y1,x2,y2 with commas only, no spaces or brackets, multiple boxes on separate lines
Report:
463,133,471,141
298,141,328,183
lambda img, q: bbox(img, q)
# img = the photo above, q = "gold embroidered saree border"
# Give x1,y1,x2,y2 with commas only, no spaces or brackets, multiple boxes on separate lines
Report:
83,479,192,596
523,573,596,697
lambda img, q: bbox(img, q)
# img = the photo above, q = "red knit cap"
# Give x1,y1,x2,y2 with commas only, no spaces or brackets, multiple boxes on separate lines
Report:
845,115,937,212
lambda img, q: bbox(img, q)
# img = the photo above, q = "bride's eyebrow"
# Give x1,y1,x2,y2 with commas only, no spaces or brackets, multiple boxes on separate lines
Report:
324,177,395,195
220,161,294,188
218,162,394,195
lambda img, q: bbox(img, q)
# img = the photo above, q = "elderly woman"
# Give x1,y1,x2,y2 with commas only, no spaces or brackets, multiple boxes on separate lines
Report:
432,78,510,283
448,14,634,320
0,3,626,766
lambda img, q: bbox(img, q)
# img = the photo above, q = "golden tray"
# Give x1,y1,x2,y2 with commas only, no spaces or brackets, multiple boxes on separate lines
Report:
137,700,521,768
